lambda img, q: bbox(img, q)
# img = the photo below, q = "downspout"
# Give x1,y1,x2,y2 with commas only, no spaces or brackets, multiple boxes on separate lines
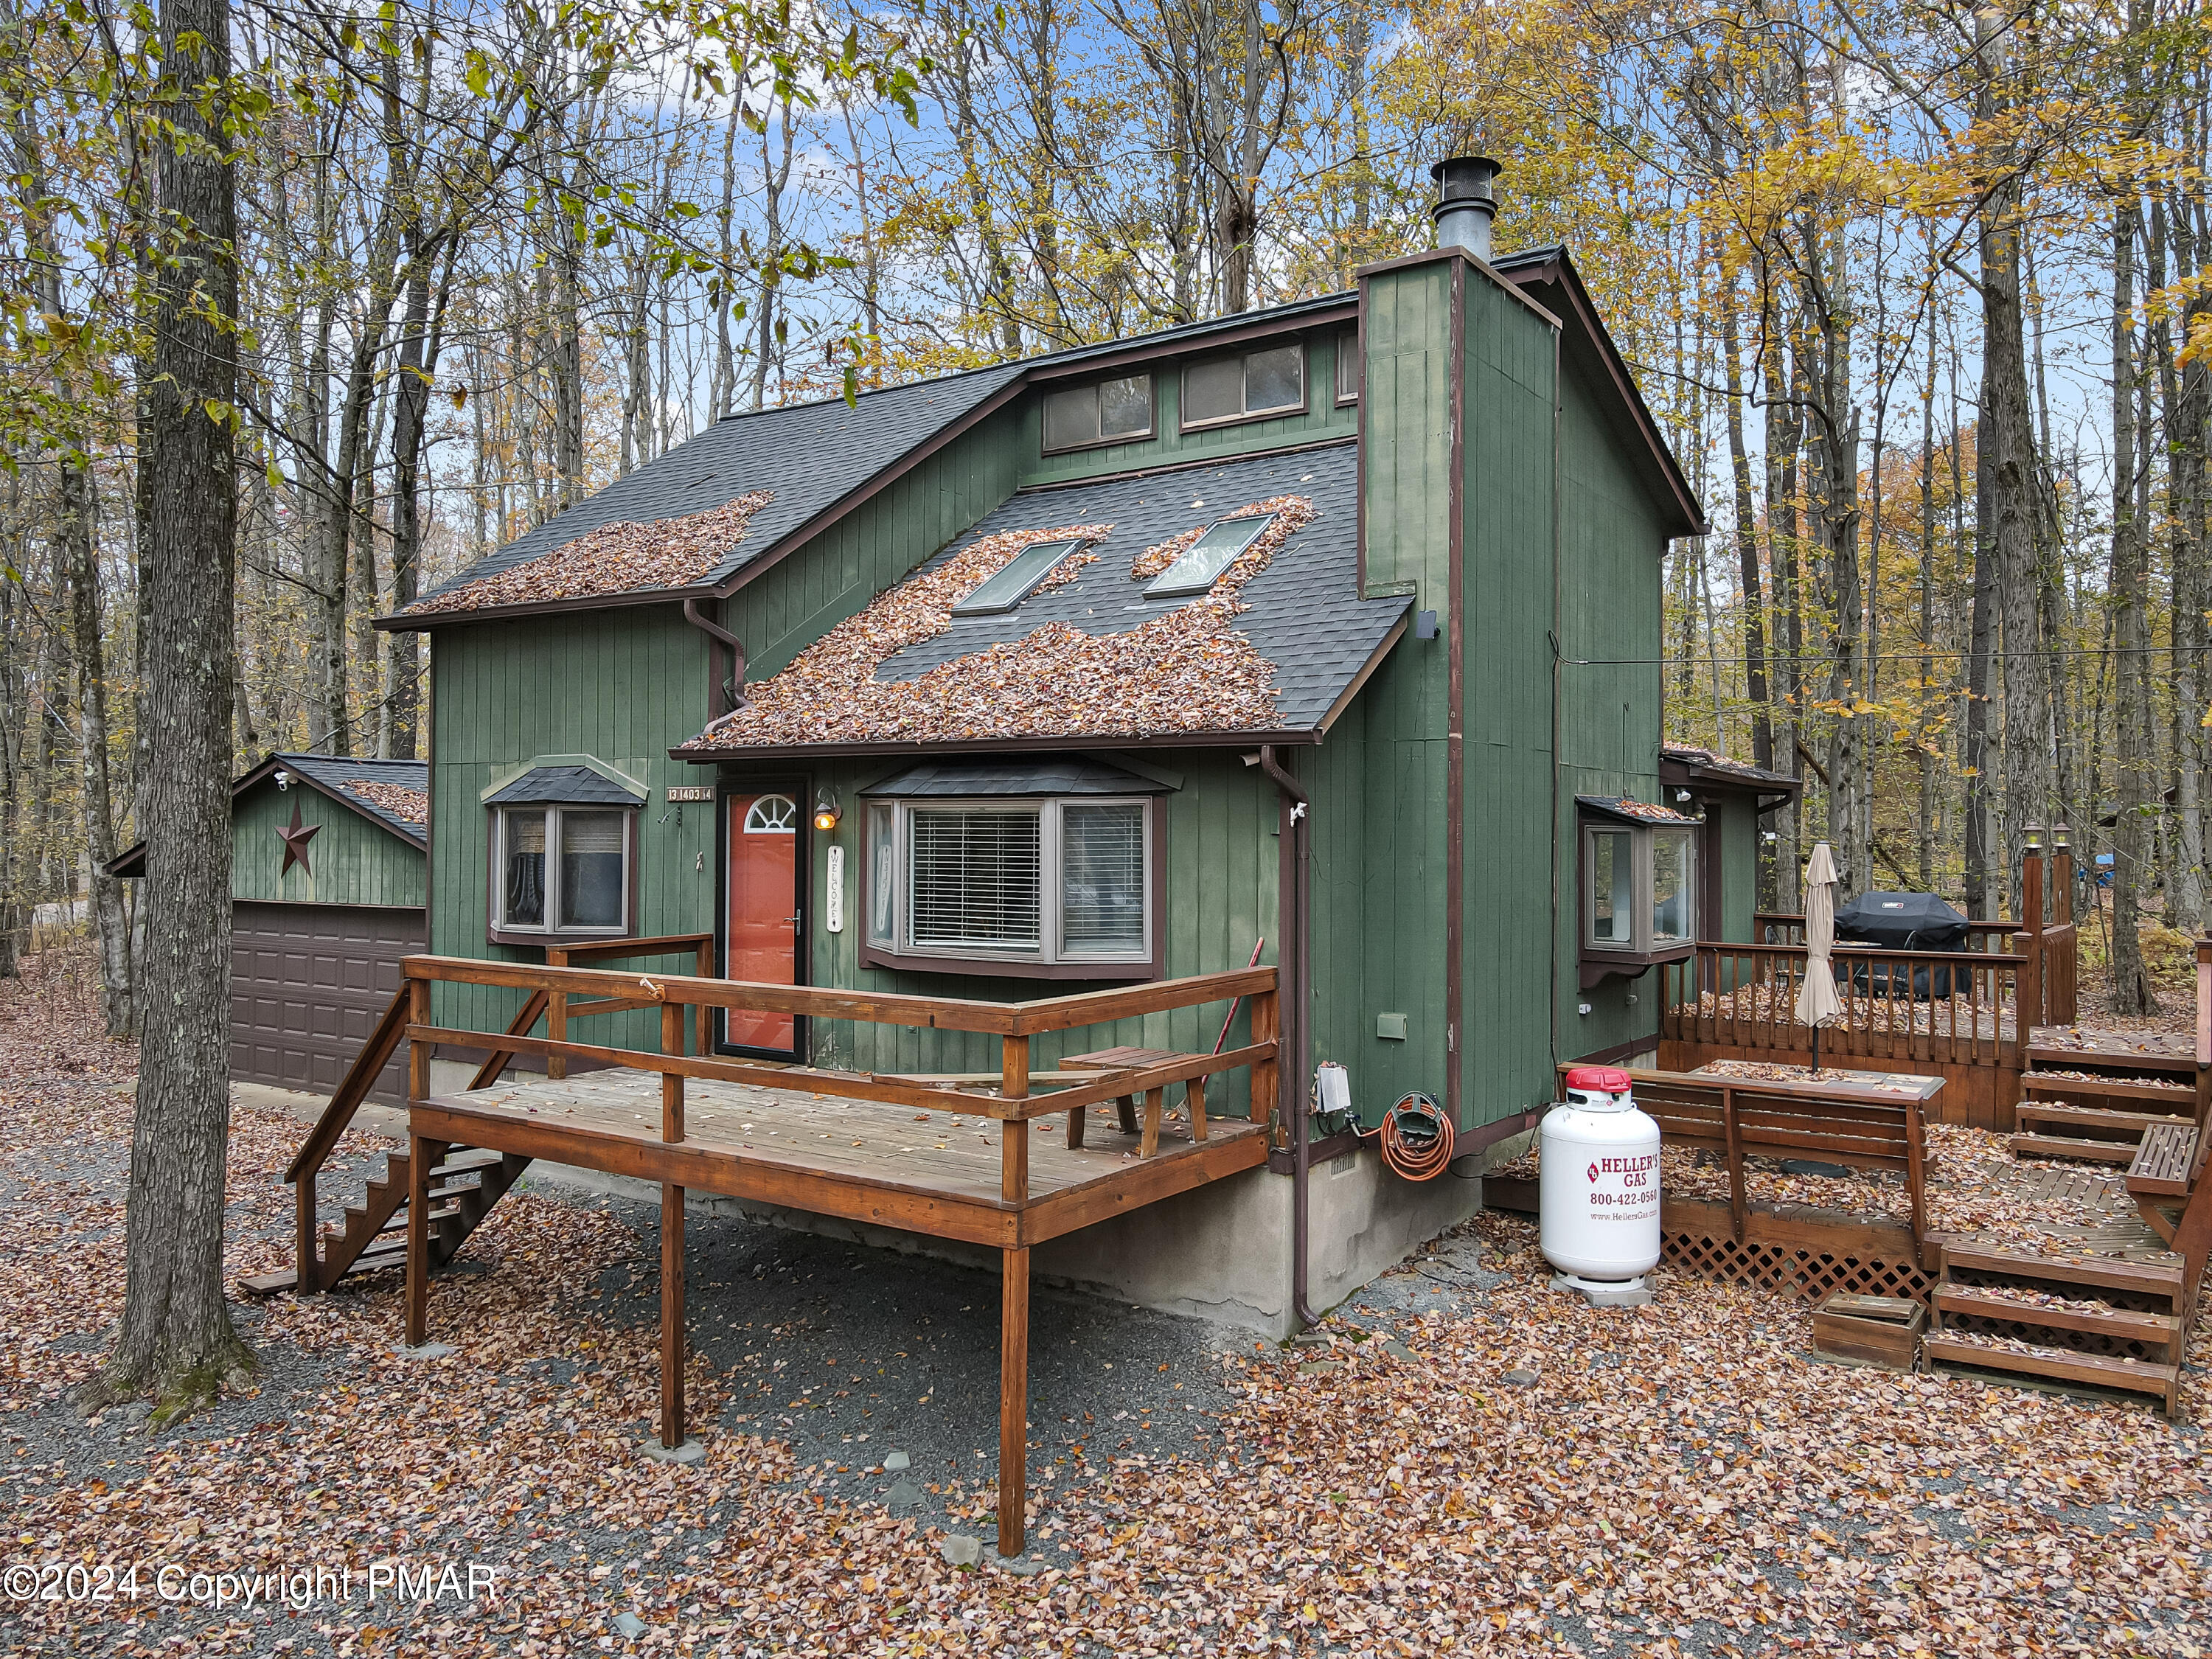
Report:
683,597,746,720
1256,743,1317,1329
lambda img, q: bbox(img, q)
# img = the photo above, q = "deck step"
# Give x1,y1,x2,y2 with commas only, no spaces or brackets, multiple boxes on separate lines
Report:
429,1148,506,1175
2025,1045,2197,1077
2007,1132,2140,1166
237,1243,410,1297
2018,1074,2196,1105
1940,1244,2184,1301
2016,1102,2191,1136
1932,1286,2180,1349
1923,1335,2180,1410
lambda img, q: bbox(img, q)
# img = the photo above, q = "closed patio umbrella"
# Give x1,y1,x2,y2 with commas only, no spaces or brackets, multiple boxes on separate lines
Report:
1795,843,1845,1072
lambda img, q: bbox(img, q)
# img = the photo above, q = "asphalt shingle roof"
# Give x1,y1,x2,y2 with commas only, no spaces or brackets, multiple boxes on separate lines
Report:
407,364,1027,613
873,442,1394,731
398,292,1360,622
278,755,431,842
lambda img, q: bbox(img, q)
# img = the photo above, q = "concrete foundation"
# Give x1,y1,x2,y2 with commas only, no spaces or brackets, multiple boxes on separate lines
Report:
240,1079,1484,1340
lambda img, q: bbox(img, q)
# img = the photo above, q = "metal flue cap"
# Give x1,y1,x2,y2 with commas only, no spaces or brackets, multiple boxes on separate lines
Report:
1430,156,1502,258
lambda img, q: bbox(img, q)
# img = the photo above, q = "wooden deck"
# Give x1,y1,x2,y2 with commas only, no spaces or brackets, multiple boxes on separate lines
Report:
274,948,1283,1562
410,1068,1267,1248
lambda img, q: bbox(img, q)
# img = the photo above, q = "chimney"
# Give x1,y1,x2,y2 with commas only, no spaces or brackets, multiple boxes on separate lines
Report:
1430,156,1502,261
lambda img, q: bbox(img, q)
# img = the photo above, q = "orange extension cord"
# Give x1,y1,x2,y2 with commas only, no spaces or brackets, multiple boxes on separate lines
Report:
1366,1091,1455,1181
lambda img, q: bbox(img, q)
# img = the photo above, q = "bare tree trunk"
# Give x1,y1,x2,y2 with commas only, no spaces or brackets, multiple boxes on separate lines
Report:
13,101,134,1032
1761,268,1804,908
2110,190,2158,1012
1720,268,1773,775
102,0,254,1417
2157,191,2206,931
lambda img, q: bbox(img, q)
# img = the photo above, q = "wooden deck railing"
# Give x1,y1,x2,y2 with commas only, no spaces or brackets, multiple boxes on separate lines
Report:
395,953,1279,1208
1746,838,2079,1029
1662,939,2030,1072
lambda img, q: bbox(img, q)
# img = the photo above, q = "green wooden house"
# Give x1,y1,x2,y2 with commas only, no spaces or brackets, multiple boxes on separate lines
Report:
377,162,1735,1328
113,754,428,1101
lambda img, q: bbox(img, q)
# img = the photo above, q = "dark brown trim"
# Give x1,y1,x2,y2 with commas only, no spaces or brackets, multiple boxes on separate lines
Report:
1316,615,1405,736
1354,247,1563,330
1454,1108,1542,1158
1026,302,1357,386
1019,434,1355,494
1445,257,1466,1135
675,728,1324,766
1496,250,1707,538
484,802,642,950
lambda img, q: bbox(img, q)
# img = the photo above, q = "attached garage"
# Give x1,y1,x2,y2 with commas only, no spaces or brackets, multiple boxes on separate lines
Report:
111,754,428,1104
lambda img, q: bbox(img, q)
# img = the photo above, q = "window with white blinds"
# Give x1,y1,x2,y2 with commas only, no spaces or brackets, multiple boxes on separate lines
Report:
869,796,1152,965
910,809,1043,950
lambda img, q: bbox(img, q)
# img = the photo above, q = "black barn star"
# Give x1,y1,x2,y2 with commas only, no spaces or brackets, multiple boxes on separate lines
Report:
277,799,319,877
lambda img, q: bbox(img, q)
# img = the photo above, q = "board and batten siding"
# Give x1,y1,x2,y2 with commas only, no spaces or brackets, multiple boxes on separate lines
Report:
232,777,424,908
1457,266,1563,1132
740,748,1279,1120
1550,348,1670,1064
1324,260,1455,1126
428,606,722,1048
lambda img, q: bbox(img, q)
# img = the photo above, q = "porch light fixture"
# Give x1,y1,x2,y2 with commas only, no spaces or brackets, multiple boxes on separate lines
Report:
813,785,842,832
274,769,291,790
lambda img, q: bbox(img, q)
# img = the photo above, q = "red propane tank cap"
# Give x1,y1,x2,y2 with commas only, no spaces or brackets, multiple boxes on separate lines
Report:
1564,1066,1633,1093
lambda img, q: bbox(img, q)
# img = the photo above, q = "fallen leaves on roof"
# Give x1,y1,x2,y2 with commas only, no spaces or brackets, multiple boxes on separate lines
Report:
406,490,773,613
684,496,1318,749
343,780,428,827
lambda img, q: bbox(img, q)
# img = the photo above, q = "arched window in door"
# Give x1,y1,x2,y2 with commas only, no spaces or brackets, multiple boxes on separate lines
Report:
744,793,798,833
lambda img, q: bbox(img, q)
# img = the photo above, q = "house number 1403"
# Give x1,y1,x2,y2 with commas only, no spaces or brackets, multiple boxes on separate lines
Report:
824,845,844,933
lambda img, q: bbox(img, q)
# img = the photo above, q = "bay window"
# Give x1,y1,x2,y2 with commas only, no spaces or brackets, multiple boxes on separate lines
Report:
1577,796,1700,987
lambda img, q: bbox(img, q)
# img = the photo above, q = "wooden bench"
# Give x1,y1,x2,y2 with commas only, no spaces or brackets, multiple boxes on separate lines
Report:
1062,1046,1210,1158
2126,1119,2212,1329
1564,1065,1931,1268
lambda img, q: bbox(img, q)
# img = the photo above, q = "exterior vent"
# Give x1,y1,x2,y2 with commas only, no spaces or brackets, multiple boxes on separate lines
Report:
1431,156,1502,261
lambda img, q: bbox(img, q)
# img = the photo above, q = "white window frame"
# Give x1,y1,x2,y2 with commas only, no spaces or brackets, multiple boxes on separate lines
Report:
1335,326,1360,404
1581,820,1697,957
492,804,634,938
1179,341,1308,431
866,796,1154,967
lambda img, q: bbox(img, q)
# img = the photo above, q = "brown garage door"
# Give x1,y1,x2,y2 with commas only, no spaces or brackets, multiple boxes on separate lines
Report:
231,900,425,1103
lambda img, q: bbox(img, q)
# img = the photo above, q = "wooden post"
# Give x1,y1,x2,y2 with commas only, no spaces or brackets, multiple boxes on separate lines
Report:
2017,832,2045,1032
408,975,431,1102
2051,829,2074,927
695,937,714,1057
1184,1077,1208,1142
1903,1090,1930,1270
1001,1037,1030,1206
661,1001,686,1143
404,1133,439,1348
661,1181,686,1449
1251,983,1280,1135
1141,1087,1164,1158
546,947,568,1081
998,1244,1030,1559
295,1171,319,1296
1721,1087,1747,1245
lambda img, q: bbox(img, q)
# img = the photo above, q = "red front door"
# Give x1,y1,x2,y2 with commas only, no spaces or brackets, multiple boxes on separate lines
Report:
727,791,800,1054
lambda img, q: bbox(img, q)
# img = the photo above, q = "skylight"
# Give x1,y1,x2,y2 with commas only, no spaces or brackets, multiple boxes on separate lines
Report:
952,538,1087,616
1143,516,1272,599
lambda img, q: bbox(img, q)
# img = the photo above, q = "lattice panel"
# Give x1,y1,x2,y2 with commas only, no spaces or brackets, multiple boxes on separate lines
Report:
1663,1228,1935,1307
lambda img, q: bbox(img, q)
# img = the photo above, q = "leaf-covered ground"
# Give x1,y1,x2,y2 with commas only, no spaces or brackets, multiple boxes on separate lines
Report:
3,949,2208,1658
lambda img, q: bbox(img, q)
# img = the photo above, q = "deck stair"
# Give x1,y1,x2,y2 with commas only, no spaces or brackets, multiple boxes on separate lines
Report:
2008,1046,2202,1166
240,1144,532,1295
1924,1242,2186,1417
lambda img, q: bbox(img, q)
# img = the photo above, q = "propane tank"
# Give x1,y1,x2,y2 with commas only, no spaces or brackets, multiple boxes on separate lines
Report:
1540,1065,1661,1304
